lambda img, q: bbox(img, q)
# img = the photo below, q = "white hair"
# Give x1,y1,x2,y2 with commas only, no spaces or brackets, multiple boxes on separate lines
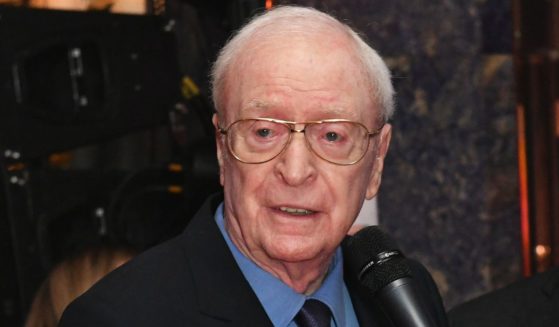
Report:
210,6,395,122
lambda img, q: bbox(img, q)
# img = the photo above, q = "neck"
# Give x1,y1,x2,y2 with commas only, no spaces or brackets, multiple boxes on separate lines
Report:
225,221,334,295
267,255,333,295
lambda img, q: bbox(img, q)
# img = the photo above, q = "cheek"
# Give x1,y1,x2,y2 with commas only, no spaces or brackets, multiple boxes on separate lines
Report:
223,161,263,188
222,161,271,212
325,165,373,219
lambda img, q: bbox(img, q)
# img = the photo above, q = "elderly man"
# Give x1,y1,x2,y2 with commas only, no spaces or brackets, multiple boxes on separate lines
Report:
60,6,446,327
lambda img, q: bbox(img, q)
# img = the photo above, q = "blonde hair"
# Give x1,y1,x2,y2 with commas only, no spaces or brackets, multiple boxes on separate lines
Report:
24,246,135,327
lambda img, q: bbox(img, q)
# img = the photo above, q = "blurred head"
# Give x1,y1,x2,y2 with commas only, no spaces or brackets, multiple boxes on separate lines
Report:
210,6,393,291
24,247,135,327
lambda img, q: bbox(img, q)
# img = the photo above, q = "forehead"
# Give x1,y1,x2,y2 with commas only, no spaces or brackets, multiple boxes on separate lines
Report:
231,93,371,124
222,34,377,124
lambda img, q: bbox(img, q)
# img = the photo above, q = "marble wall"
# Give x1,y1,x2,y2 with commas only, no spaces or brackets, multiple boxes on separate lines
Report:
278,0,521,308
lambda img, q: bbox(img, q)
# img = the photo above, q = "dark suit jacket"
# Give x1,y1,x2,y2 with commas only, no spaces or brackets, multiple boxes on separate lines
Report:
60,194,448,326
448,267,559,327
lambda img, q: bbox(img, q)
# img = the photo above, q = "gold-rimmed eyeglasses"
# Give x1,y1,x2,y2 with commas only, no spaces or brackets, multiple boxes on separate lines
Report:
217,118,384,165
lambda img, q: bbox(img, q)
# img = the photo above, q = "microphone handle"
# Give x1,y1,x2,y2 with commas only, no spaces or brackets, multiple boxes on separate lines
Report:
377,277,438,327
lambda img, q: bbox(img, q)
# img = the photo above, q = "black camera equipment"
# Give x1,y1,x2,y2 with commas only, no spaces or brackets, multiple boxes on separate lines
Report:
0,5,184,326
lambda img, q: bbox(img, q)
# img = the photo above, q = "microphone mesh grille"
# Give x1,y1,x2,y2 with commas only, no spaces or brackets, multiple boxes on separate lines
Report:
344,226,412,293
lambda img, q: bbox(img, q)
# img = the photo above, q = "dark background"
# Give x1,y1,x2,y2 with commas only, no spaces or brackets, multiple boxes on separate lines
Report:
0,0,521,324
277,0,520,309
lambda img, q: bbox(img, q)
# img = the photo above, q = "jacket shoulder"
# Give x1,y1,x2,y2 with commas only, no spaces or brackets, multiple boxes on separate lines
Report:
448,268,559,327
60,235,196,326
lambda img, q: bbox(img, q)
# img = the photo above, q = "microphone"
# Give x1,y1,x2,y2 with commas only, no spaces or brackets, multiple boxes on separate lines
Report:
344,226,438,327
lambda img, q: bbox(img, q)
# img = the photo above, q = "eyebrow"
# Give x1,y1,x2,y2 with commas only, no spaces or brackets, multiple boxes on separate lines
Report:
318,105,354,117
241,100,276,112
240,100,357,119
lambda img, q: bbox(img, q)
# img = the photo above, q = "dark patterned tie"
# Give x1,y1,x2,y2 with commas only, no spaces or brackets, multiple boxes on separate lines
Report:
294,299,332,327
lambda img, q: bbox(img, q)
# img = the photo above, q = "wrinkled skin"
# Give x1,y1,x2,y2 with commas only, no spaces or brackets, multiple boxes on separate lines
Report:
213,33,392,294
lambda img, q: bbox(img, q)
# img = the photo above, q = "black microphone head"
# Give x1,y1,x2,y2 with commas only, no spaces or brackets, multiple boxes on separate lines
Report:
343,226,411,293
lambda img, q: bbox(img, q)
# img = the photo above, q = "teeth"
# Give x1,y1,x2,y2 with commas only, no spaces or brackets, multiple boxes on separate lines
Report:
279,207,315,215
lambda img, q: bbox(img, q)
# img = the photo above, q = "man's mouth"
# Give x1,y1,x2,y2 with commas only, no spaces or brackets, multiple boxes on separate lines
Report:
279,206,316,216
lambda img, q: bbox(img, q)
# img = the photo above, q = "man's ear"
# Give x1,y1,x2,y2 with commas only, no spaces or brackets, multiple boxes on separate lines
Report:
212,113,225,186
366,123,392,199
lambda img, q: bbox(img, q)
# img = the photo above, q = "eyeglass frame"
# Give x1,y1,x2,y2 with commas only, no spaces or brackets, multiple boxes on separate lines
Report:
217,117,385,166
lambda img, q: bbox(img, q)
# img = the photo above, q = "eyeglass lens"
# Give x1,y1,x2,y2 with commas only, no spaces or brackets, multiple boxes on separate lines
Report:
226,119,371,164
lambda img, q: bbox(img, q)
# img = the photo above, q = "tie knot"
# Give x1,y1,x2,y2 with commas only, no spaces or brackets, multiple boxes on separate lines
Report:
295,299,331,327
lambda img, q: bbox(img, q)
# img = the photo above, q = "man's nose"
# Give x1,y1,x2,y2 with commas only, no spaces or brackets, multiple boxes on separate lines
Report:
273,132,317,186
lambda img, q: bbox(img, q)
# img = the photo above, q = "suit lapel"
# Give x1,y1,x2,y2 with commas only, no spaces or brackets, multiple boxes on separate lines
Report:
179,195,273,326
346,281,381,326
179,195,390,326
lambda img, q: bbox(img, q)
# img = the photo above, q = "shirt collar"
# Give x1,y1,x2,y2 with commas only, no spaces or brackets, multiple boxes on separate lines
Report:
215,202,346,326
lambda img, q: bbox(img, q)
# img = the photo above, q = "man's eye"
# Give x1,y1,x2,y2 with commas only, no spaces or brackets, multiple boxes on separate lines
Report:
325,131,340,142
257,129,272,137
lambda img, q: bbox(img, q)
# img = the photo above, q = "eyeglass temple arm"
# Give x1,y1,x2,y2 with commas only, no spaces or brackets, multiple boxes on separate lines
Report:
368,124,385,136
217,126,228,135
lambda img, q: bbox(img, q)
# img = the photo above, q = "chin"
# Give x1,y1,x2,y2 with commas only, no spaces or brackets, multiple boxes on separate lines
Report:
266,239,329,264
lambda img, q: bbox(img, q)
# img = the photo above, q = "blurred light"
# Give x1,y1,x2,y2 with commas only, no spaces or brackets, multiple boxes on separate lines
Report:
7,163,25,172
535,244,551,259
168,185,183,194
266,0,272,10
48,152,73,169
516,104,532,276
555,101,559,136
168,163,183,172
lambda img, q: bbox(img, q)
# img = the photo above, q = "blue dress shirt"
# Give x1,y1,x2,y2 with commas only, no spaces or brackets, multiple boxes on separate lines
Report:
215,203,360,327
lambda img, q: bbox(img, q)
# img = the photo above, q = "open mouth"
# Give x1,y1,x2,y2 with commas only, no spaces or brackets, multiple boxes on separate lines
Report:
279,206,316,216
